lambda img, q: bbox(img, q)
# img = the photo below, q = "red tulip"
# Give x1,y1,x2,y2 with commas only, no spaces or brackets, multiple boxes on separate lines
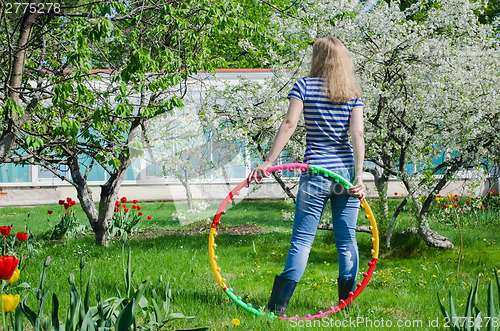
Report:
120,197,127,203
64,202,70,210
137,206,142,211
0,226,11,236
147,216,152,220
0,256,19,280
124,209,129,213
66,197,72,203
138,212,143,216
48,210,53,215
394,192,398,195
16,232,28,242
132,205,137,209
466,201,471,205
59,200,65,205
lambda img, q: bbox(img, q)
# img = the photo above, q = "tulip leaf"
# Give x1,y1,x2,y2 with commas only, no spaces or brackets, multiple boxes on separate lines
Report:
487,281,496,331
14,305,23,331
15,282,31,289
84,269,93,312
164,312,196,321
19,295,37,328
81,310,96,331
115,299,134,331
51,293,59,331
39,282,53,317
495,268,500,312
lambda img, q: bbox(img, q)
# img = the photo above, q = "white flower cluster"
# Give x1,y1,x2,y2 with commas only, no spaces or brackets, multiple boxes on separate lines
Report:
204,0,499,203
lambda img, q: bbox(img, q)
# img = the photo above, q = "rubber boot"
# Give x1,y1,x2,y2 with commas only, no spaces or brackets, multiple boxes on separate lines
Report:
338,278,355,309
266,275,298,316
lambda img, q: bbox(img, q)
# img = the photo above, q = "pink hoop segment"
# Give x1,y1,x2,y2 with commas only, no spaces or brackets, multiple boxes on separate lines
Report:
208,163,379,320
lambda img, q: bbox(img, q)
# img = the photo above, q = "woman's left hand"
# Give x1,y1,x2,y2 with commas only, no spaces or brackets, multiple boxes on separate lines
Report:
348,176,366,200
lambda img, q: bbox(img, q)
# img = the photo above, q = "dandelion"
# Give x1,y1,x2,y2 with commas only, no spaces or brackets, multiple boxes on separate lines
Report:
232,318,241,326
432,275,437,278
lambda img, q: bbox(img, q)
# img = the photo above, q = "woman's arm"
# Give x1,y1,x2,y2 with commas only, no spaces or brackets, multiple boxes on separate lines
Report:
347,106,366,200
247,97,304,183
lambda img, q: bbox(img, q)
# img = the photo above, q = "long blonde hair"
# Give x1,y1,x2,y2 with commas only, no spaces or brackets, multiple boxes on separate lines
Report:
308,37,361,104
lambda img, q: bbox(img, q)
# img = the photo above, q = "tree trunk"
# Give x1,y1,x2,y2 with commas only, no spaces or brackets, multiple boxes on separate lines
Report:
0,0,41,162
97,178,122,247
180,178,193,210
414,162,460,249
70,152,130,247
417,220,455,249
271,172,297,202
68,156,99,228
385,198,408,248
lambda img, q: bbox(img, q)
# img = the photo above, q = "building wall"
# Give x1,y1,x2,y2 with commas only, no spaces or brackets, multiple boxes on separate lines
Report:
0,176,495,206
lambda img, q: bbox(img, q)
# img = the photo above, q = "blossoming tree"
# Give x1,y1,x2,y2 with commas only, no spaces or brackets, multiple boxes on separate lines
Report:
204,0,500,249
135,109,240,210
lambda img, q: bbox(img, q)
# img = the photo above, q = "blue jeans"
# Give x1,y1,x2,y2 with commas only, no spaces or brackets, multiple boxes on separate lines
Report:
280,168,360,283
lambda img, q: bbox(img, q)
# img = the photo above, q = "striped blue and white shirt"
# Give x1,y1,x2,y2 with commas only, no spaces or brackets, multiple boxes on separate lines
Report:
288,77,363,170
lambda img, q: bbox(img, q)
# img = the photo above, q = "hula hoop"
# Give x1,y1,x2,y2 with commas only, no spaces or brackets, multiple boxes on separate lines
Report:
208,163,379,320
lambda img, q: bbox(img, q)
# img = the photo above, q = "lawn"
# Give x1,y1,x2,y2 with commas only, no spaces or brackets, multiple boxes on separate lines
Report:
1,198,499,330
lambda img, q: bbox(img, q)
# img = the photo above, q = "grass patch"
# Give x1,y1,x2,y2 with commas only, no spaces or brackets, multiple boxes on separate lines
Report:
1,200,499,330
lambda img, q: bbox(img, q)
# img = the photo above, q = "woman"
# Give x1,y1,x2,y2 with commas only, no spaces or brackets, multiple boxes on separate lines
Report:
248,36,366,315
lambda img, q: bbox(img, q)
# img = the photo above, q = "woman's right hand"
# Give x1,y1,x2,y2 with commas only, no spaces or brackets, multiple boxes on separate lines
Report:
247,161,273,184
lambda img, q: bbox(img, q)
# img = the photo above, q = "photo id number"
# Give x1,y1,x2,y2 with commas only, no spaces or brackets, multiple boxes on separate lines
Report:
5,2,61,14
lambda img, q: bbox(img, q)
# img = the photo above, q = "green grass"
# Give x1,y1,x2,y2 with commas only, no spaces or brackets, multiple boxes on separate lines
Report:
1,200,499,330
